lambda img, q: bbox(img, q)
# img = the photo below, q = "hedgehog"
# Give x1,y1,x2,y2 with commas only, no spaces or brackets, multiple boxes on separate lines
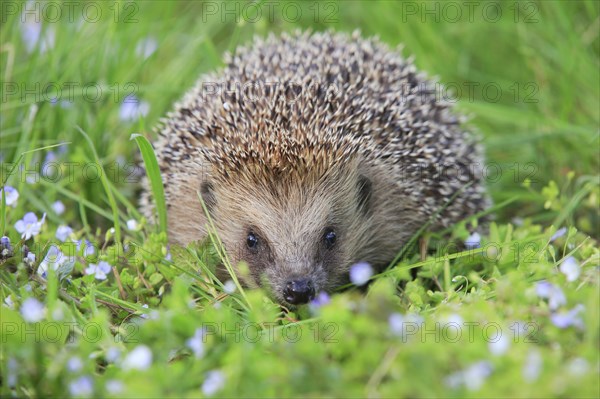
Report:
142,30,489,307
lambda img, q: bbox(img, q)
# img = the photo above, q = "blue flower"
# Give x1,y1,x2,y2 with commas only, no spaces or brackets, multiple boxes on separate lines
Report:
550,304,584,329
119,95,150,122
52,200,66,215
85,261,112,280
1,186,19,207
349,262,373,286
550,227,567,242
105,347,121,363
7,357,17,387
15,212,46,240
24,252,36,267
68,375,93,397
308,292,330,314
126,219,139,231
202,370,225,396
105,379,124,394
1,236,13,259
535,281,566,310
522,349,543,382
20,297,45,322
186,328,206,359
139,303,159,320
41,151,57,177
559,257,580,282
122,345,152,371
445,361,492,391
488,332,510,356
74,239,96,257
465,232,481,249
20,19,55,54
67,356,83,372
389,313,405,336
38,245,72,277
55,225,74,242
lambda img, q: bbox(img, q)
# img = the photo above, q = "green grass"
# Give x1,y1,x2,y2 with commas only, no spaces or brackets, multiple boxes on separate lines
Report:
0,1,599,397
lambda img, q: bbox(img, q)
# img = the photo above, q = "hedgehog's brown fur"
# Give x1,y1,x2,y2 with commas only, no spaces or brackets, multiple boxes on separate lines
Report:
142,30,489,306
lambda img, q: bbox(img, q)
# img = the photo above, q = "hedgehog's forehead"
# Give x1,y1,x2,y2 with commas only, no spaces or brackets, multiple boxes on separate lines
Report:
201,130,365,179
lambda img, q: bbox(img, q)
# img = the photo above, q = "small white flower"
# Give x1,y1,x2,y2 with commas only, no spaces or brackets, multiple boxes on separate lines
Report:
67,356,83,372
122,345,152,371
488,333,510,356
465,232,481,249
52,306,64,320
69,375,93,397
25,252,36,266
522,349,543,382
559,257,580,282
223,280,236,294
349,262,373,286
462,361,493,391
52,200,66,215
567,357,589,376
14,212,46,240
126,219,139,231
85,261,112,280
139,303,158,320
4,294,15,309
135,36,158,59
21,297,45,322
202,370,225,396
186,328,205,359
1,186,19,207
55,225,74,242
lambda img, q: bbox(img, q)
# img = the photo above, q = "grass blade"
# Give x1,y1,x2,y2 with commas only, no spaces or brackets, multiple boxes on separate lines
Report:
130,134,167,235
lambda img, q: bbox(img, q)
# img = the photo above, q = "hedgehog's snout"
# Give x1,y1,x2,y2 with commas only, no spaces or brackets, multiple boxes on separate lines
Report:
283,278,316,305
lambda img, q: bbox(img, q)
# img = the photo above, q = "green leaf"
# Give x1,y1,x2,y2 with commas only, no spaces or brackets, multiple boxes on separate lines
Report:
130,134,168,236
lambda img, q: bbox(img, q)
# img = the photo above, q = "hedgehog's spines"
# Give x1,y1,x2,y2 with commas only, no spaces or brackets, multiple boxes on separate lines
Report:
148,31,489,230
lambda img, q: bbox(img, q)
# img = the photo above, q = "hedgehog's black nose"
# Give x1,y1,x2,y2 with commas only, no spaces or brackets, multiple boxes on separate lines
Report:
284,279,315,305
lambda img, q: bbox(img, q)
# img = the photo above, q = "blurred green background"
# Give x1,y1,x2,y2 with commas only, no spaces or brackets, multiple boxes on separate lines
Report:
1,0,598,235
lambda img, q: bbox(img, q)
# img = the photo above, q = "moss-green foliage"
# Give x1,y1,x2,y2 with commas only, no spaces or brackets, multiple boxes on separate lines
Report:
0,1,598,397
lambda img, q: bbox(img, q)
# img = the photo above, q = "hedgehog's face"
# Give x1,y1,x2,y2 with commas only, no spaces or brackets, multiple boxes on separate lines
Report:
202,164,373,307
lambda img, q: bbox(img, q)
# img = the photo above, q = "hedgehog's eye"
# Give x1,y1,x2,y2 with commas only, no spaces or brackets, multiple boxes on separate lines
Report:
323,228,337,249
246,232,259,250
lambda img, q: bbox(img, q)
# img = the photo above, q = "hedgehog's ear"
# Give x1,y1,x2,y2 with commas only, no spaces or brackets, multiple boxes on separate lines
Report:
356,175,372,215
200,181,216,214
